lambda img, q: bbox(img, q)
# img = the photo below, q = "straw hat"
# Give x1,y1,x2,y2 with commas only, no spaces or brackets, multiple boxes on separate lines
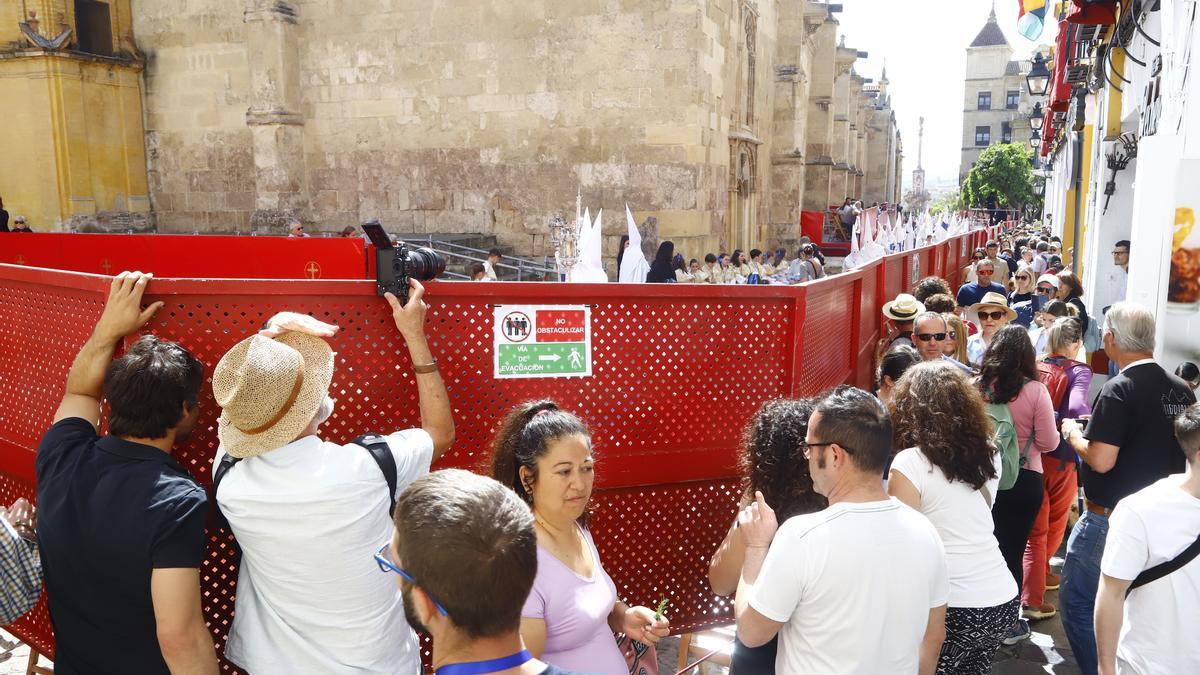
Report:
213,332,334,459
968,292,1018,325
882,293,925,322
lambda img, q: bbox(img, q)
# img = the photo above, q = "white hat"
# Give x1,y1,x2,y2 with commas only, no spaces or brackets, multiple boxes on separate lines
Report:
882,293,925,322
213,332,334,458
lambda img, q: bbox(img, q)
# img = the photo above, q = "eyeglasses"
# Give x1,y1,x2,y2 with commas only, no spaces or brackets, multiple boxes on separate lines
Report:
374,543,449,616
800,440,853,459
979,310,1007,321
915,332,947,342
1036,286,1054,294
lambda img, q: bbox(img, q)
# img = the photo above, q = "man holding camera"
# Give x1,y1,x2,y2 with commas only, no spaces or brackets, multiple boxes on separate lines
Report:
212,280,455,675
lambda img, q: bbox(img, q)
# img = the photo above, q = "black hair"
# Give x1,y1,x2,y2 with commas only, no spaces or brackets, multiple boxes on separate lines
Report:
750,248,762,260
1115,239,1131,251
1176,361,1200,387
731,249,745,266
616,235,630,272
878,345,921,390
739,398,828,522
653,241,675,265
913,276,953,304
488,248,502,258
468,262,485,278
812,386,892,475
489,401,591,525
104,335,204,439
978,324,1039,404
704,253,717,264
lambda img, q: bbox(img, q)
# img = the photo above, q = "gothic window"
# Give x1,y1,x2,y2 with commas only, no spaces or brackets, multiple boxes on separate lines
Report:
74,0,113,56
744,8,757,126
975,126,991,146
1006,91,1020,109
977,92,992,110
1002,122,1012,143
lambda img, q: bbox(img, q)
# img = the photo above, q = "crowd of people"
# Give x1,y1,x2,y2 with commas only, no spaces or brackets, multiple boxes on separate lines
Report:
621,239,828,285
7,215,1199,675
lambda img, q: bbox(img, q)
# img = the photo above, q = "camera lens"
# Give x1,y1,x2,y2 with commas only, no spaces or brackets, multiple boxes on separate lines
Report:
407,247,446,281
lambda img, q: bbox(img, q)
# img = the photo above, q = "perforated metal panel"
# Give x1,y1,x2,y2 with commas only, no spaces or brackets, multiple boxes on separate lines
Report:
797,281,854,394
0,230,984,668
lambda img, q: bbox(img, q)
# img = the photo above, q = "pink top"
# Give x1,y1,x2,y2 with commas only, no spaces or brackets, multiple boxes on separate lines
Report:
522,526,626,674
1006,379,1060,473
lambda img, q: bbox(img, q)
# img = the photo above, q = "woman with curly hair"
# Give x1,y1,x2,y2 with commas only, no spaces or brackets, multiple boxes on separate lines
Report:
708,398,827,673
489,400,670,673
888,361,1018,674
977,325,1060,644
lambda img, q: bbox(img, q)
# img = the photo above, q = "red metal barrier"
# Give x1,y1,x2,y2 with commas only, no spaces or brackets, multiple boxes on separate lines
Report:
0,233,367,280
0,229,985,670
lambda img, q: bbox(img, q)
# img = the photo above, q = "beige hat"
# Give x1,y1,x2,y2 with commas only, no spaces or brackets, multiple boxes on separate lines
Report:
968,292,1018,325
213,332,334,458
882,293,925,322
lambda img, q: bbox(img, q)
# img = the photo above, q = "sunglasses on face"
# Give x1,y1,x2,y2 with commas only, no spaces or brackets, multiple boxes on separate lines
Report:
1112,250,1127,255
979,310,1007,321
1036,286,1054,294
1015,275,1029,280
915,332,947,342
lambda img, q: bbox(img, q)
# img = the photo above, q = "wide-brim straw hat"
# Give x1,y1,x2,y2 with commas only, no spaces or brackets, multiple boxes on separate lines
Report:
882,293,925,322
968,292,1018,325
213,332,334,459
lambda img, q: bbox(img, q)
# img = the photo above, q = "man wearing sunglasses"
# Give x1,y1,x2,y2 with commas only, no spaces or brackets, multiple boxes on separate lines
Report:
382,470,580,675
737,387,949,675
913,312,972,372
956,260,1007,311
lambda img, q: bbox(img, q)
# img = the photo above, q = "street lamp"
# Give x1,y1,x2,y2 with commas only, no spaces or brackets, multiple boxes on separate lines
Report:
1029,101,1044,131
1026,52,1051,96
1029,129,1041,149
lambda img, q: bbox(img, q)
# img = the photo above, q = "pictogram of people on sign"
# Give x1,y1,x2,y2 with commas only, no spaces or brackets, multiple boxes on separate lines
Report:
502,313,531,341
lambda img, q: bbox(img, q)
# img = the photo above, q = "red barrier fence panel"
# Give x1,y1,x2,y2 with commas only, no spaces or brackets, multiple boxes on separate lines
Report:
0,233,368,280
0,230,984,669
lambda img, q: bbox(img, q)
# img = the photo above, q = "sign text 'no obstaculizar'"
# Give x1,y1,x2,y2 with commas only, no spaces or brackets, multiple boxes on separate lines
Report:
494,305,592,378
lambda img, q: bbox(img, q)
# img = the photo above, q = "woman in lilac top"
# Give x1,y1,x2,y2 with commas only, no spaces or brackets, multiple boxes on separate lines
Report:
490,401,670,674
977,325,1059,641
1023,317,1092,620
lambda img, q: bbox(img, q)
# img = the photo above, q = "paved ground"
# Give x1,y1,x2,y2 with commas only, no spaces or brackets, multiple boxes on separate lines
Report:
659,557,1080,674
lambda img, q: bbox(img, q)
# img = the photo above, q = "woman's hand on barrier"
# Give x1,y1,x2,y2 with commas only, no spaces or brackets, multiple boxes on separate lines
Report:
96,271,164,343
621,605,670,644
737,491,778,550
259,312,340,339
385,279,428,340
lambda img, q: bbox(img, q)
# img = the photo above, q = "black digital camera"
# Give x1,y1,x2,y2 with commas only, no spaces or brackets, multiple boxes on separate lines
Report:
361,221,446,303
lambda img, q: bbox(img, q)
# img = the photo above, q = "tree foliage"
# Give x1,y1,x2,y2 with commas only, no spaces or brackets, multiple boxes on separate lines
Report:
929,190,963,214
962,143,1036,210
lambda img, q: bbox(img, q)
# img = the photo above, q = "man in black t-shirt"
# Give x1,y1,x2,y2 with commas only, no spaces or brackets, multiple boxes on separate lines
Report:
1056,302,1196,675
382,470,589,675
35,272,218,675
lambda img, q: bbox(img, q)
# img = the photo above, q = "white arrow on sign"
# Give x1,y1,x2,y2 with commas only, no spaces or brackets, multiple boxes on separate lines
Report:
538,354,562,362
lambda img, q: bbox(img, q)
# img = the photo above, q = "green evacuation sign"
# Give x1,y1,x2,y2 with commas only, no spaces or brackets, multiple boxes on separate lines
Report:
494,305,591,378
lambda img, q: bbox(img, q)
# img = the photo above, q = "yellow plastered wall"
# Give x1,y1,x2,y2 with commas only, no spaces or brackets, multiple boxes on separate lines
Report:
0,54,148,230
1062,123,1095,282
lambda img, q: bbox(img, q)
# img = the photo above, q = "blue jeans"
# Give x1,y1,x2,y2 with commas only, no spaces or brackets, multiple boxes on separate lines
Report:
1060,511,1109,675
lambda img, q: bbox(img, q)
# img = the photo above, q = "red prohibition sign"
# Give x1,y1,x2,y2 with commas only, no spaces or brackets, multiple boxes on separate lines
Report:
500,311,533,342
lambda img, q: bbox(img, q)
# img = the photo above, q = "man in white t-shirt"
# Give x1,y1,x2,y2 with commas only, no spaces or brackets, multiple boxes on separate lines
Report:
1095,402,1200,675
736,386,950,675
210,281,455,675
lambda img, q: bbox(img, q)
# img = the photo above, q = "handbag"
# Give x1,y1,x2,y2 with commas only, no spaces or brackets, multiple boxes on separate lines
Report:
0,520,42,624
616,633,660,675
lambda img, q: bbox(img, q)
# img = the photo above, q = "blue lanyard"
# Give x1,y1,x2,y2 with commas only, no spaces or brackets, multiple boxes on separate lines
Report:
435,650,534,675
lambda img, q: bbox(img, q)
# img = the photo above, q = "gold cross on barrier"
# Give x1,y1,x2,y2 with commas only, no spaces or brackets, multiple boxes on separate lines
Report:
100,259,112,275
304,261,321,279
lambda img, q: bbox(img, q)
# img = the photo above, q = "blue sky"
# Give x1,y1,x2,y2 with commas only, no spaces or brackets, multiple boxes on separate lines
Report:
835,0,1058,188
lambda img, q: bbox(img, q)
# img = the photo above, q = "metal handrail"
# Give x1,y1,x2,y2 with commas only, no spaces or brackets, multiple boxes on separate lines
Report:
397,235,557,281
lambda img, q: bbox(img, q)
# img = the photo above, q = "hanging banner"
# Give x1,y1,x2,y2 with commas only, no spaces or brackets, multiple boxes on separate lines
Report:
494,305,592,378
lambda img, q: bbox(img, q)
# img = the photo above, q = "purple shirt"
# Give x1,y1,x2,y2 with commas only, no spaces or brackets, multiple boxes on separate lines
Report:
1048,359,1094,461
522,527,625,674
